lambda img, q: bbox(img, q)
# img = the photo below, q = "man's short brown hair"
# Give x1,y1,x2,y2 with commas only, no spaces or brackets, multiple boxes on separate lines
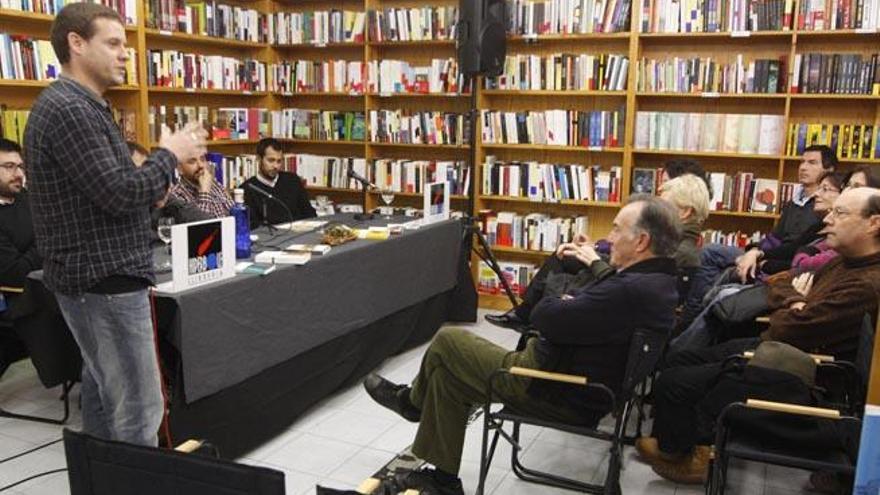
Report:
50,3,123,64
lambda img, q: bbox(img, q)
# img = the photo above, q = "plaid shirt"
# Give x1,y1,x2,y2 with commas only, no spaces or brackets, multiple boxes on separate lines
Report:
24,76,177,295
168,178,234,219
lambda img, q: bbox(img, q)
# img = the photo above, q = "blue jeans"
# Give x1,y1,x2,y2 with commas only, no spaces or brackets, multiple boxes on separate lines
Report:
56,290,163,446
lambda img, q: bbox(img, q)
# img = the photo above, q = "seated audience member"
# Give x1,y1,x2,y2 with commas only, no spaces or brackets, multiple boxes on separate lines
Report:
168,153,233,218
844,165,880,190
0,139,41,377
670,172,844,351
364,195,682,494
127,142,210,230
660,158,712,194
680,145,838,328
485,164,710,331
638,187,880,484
243,138,316,228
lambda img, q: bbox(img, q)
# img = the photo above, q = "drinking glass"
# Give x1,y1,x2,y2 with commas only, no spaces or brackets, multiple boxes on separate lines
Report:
156,216,174,272
379,189,395,219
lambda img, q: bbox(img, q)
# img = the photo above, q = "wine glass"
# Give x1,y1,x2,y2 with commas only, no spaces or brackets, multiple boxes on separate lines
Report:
156,216,174,272
379,189,395,219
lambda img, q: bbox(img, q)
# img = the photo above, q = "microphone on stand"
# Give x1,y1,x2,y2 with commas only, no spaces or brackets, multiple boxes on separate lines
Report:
244,182,295,232
347,164,375,221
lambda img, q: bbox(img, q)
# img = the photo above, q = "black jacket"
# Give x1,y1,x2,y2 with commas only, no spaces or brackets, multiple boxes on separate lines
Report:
0,192,42,289
529,257,678,417
243,172,317,228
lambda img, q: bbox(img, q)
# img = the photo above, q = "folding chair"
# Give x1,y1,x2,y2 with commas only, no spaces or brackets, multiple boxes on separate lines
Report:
63,429,286,495
706,313,875,495
476,328,671,495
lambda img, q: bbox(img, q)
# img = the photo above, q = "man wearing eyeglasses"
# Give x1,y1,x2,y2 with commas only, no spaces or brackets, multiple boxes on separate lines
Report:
0,138,40,378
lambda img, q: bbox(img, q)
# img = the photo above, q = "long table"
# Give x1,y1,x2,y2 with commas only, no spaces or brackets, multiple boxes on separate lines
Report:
152,214,476,456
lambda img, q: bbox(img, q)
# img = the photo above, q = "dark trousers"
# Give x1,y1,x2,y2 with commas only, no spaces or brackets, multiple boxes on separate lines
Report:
653,338,760,454
515,255,586,321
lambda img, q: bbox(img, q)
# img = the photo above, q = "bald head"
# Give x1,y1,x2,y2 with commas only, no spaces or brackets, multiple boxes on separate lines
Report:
823,187,880,258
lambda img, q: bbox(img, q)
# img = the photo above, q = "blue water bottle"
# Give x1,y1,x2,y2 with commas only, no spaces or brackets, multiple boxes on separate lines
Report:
231,188,251,259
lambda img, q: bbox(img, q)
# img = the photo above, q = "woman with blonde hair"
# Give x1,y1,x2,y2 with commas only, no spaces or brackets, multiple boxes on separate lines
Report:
659,173,711,270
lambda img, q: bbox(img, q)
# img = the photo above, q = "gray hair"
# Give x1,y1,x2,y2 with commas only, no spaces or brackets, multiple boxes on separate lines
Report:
627,194,683,257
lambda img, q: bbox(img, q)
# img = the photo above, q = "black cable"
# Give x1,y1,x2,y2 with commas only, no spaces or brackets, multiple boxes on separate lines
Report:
0,468,67,492
0,438,62,465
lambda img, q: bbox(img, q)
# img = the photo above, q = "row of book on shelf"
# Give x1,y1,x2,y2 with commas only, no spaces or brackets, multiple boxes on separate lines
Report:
786,122,879,159
505,0,633,35
146,0,265,42
267,11,365,45
0,0,137,24
640,0,880,32
485,53,630,91
270,110,365,142
636,55,785,94
369,110,470,146
0,33,136,83
367,6,458,42
481,108,626,148
146,50,266,91
1,106,136,143
635,111,785,155
790,52,880,95
482,157,624,202
148,106,269,143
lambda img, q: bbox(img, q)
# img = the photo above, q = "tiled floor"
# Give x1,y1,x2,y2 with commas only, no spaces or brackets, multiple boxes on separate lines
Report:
0,309,815,494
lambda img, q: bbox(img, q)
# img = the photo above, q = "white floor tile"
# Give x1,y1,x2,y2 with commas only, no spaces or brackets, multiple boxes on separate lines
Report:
310,409,396,447
261,432,360,477
369,420,419,454
325,446,397,487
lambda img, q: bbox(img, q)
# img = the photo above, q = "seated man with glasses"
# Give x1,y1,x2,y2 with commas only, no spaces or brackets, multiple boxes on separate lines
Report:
0,138,42,378
637,187,880,485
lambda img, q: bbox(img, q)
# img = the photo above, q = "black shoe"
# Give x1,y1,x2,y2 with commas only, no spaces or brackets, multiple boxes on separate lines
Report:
484,309,528,331
394,468,464,495
363,373,421,423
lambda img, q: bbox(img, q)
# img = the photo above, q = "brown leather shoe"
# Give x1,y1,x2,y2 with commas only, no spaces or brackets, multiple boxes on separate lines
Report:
651,445,712,485
635,437,661,463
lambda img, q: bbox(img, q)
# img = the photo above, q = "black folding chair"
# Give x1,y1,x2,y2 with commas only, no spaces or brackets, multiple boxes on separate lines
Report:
706,313,875,495
0,282,81,424
63,429,286,495
476,328,671,495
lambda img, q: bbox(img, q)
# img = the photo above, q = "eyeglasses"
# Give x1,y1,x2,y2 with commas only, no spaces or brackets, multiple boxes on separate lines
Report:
0,162,25,173
817,184,840,194
827,207,853,219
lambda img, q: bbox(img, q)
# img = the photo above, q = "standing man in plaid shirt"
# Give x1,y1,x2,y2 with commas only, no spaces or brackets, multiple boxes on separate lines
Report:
24,3,206,446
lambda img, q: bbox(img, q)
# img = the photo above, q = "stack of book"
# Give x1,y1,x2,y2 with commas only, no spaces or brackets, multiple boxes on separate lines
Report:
0,35,60,81
480,108,626,148
283,153,367,190
635,112,785,155
702,228,764,248
269,60,366,94
0,0,138,24
371,159,469,195
369,110,469,145
483,157,624,202
113,108,137,142
796,0,880,30
485,53,629,91
148,106,270,143
146,50,266,91
0,107,28,144
268,10,366,45
367,6,458,42
638,0,794,32
505,0,632,35
477,260,536,297
205,152,258,190
790,52,880,95
367,59,463,94
480,210,590,252
637,55,786,94
146,0,267,42
786,121,878,159
705,172,794,213
271,109,366,142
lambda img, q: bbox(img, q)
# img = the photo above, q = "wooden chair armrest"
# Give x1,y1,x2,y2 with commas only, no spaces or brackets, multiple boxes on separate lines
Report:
745,399,841,419
174,439,204,453
355,478,417,494
754,316,770,324
508,366,588,386
742,351,835,364
0,286,24,294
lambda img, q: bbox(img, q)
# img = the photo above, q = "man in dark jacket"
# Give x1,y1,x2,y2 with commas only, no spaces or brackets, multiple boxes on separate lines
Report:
363,195,682,494
243,138,316,228
639,187,880,485
0,139,39,378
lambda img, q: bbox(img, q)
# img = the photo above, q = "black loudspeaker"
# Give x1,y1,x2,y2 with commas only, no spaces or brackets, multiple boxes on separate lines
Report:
457,0,506,76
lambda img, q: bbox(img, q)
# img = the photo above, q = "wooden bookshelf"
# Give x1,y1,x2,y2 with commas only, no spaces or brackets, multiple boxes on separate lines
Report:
3,0,880,311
